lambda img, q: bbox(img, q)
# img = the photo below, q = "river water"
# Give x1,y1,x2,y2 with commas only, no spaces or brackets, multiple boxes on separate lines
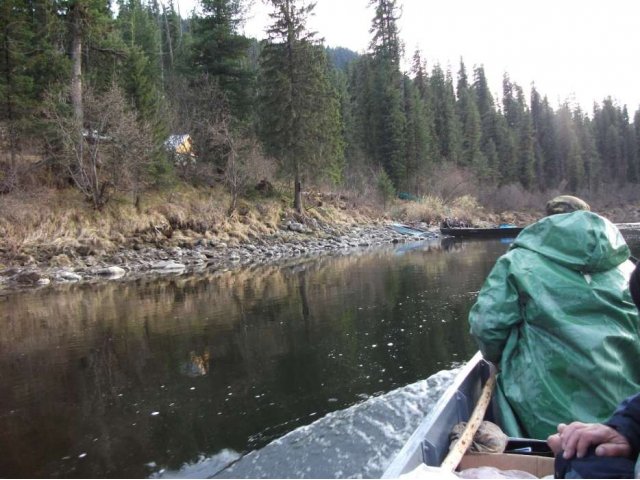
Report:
1,227,639,478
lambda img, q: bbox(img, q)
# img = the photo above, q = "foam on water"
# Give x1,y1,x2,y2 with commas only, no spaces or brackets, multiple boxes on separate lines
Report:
154,367,459,479
150,450,242,479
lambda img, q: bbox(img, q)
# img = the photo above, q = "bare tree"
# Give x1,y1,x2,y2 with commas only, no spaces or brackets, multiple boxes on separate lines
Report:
47,82,156,209
210,112,264,215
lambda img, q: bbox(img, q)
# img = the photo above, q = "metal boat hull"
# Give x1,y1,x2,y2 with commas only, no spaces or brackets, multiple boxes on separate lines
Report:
440,227,524,238
381,352,550,477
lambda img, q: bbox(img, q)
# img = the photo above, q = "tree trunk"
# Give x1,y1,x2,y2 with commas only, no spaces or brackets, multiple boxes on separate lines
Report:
163,7,174,70
156,5,165,85
70,4,83,129
228,191,238,216
2,22,16,167
70,2,84,170
294,170,303,213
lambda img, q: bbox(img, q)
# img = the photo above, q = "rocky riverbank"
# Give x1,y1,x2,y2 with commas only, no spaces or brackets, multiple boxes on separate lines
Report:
3,191,638,295
0,220,441,294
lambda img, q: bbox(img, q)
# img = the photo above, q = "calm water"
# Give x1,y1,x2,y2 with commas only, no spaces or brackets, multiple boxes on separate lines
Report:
1,228,639,478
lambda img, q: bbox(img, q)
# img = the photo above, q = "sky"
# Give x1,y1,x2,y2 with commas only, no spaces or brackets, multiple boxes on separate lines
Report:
175,0,640,113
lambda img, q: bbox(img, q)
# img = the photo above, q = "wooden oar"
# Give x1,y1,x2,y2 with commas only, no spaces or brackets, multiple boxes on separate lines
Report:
440,370,497,472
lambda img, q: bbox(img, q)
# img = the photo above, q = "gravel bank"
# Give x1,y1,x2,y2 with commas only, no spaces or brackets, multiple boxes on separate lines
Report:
0,221,440,294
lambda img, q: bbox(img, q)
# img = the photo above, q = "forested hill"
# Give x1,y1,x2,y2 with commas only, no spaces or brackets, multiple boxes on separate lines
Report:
1,0,639,214
326,47,360,71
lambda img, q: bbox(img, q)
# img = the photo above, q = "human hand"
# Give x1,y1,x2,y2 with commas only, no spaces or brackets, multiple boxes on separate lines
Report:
547,432,563,456
548,422,632,459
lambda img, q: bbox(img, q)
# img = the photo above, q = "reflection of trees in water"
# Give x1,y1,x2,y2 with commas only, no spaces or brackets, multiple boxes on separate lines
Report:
0,240,508,477
78,330,119,413
0,241,489,351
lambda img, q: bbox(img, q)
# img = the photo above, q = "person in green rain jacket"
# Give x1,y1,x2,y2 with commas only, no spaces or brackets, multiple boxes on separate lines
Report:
469,198,640,440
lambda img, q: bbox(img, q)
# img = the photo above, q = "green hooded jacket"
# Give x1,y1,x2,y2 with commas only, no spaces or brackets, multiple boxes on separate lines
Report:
469,210,640,439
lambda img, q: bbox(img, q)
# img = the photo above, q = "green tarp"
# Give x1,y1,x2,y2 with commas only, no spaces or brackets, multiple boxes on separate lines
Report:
469,211,640,439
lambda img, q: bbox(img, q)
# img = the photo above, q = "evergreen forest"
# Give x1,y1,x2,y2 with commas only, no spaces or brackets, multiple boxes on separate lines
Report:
2,0,640,213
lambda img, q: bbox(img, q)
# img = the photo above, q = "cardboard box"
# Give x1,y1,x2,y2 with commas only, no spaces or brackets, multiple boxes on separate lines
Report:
458,452,554,478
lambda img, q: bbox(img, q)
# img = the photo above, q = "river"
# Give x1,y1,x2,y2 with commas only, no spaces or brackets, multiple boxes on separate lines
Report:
1,227,639,478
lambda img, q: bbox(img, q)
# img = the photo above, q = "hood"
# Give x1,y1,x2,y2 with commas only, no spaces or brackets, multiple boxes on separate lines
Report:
512,211,629,273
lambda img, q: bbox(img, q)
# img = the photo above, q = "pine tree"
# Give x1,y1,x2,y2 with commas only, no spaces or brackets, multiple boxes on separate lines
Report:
471,65,497,166
402,75,429,192
345,55,376,166
532,92,560,188
115,0,163,83
530,86,545,188
258,0,343,212
517,109,535,189
113,1,173,189
377,168,396,207
0,0,69,191
411,50,431,102
430,64,461,164
0,0,38,169
556,103,584,191
593,98,627,183
367,0,406,186
114,2,163,118
371,63,406,185
410,49,437,167
494,111,517,185
0,0,67,152
574,110,600,191
502,74,519,129
502,75,534,188
456,59,481,167
160,0,182,76
191,0,254,120
122,45,170,185
368,0,402,65
325,66,348,185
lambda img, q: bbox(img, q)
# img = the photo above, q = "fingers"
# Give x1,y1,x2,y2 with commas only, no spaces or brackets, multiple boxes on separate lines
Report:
560,422,589,459
562,430,580,459
556,423,632,459
547,433,563,456
575,430,597,458
595,443,631,457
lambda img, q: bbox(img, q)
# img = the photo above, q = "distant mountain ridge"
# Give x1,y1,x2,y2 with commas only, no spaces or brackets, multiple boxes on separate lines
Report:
326,46,360,71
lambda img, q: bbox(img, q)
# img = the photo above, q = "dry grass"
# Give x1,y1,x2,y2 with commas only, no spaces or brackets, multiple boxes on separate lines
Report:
0,183,307,259
2,177,638,263
390,193,487,225
0,189,91,252
0,185,257,254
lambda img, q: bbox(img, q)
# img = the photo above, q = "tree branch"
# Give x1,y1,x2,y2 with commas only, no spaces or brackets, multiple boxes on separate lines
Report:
88,45,127,59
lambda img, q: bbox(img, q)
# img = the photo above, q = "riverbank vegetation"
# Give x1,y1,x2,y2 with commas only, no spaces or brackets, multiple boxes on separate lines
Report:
1,0,640,264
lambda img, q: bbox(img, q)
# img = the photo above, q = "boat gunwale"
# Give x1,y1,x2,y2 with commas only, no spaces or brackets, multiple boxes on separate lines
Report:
381,352,491,478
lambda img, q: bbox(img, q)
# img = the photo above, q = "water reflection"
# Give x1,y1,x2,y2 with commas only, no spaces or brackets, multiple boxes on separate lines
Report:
181,349,210,378
1,229,638,478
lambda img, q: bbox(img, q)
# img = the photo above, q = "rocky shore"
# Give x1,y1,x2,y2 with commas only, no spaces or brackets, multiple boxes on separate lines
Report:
0,220,440,295
4,200,638,295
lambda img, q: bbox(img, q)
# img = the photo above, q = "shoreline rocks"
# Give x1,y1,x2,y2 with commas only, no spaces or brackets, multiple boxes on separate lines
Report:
0,223,440,295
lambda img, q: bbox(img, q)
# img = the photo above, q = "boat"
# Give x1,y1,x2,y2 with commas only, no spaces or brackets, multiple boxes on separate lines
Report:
389,223,432,237
381,352,552,478
440,225,524,238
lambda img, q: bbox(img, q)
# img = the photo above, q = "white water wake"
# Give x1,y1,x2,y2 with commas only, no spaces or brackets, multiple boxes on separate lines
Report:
153,367,459,479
